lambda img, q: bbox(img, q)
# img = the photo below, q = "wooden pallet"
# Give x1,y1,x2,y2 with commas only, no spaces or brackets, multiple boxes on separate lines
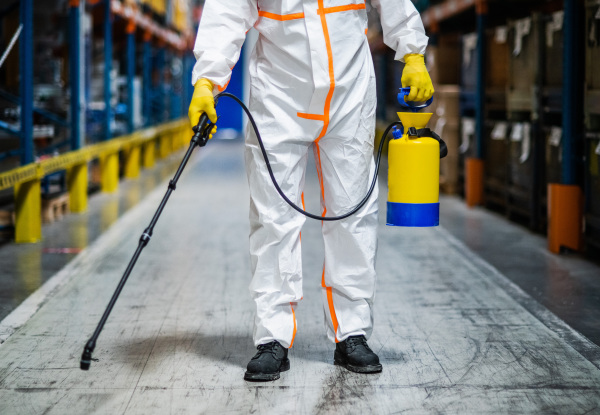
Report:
0,210,15,227
42,193,70,223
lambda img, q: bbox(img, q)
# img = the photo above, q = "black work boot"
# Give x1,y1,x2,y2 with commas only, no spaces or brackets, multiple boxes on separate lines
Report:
334,335,382,374
244,341,290,381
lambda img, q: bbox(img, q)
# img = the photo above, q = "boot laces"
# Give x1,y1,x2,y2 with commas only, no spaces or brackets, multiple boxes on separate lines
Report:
255,342,280,358
346,336,371,352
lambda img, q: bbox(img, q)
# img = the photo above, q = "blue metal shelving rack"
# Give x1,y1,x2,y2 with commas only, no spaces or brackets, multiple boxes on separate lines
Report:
0,0,81,163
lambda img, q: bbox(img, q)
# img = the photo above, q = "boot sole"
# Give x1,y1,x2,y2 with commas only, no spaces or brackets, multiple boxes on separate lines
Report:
334,352,383,374
244,358,290,382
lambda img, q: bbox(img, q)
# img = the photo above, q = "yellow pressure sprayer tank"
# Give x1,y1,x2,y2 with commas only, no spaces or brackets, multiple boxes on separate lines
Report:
387,88,446,227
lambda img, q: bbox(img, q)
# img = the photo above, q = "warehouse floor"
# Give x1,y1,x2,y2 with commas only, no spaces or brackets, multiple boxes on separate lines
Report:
0,139,599,414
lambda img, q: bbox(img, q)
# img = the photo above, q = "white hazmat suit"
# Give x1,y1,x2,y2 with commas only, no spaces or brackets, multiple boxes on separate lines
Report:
192,0,428,347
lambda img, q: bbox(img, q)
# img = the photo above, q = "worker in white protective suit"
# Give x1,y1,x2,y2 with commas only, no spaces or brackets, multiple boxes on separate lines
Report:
189,0,433,381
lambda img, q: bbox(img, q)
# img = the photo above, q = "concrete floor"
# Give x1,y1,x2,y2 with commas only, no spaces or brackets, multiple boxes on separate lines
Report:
440,196,600,348
0,139,599,413
0,151,204,322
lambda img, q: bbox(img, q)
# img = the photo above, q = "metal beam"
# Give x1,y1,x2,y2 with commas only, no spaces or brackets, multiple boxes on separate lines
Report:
0,148,22,162
143,38,152,127
104,0,113,140
183,53,191,120
475,3,487,159
69,0,82,149
19,0,33,165
561,0,585,185
0,119,20,135
0,89,69,127
127,24,136,133
156,46,166,123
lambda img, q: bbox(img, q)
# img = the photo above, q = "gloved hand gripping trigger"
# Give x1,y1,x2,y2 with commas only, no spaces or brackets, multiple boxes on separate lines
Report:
192,113,216,147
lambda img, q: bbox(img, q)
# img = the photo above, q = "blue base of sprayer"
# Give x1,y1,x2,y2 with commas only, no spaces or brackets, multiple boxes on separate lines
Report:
386,202,439,227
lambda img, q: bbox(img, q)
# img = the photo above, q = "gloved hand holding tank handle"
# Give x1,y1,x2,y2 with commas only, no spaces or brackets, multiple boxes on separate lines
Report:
188,78,217,139
402,53,435,102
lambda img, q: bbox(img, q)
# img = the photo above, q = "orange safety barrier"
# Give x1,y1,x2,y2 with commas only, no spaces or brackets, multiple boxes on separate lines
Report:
465,158,484,207
547,184,584,253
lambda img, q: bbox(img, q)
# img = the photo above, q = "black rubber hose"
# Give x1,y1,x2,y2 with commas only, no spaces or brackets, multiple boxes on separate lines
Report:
216,92,402,222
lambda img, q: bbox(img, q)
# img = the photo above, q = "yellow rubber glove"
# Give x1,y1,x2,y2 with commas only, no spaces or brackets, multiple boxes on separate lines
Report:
401,54,435,103
188,78,217,138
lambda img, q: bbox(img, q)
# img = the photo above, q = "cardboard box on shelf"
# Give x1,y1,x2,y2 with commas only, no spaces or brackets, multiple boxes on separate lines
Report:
507,14,542,105
0,210,15,228
426,33,461,86
436,119,460,194
429,85,461,130
586,2,600,91
487,27,510,89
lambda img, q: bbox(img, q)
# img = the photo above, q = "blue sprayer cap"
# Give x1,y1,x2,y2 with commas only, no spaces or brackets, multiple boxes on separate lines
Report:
392,126,404,139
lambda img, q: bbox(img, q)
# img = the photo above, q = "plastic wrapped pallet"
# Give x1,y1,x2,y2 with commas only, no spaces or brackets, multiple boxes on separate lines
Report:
458,29,510,92
586,1,600,129
487,27,510,88
585,132,600,252
422,85,461,194
585,2,600,252
461,32,478,92
586,0,600,91
437,118,460,194
542,10,565,115
429,85,461,129
485,121,510,209
426,34,460,86
545,10,564,88
506,121,538,223
545,126,562,184
486,26,509,112
507,14,542,113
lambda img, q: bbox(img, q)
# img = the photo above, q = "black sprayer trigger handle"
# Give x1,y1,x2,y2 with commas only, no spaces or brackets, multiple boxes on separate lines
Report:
191,113,215,147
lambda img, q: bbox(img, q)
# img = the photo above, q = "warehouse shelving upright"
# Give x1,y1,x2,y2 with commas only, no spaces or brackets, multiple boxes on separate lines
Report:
584,0,600,255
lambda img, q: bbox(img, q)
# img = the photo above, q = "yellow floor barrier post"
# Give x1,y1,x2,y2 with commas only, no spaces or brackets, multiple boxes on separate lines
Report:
159,133,171,159
124,145,141,179
100,152,119,193
170,129,178,152
67,163,88,213
142,140,156,169
174,129,183,151
180,127,188,149
158,134,165,159
14,179,42,243
170,131,176,152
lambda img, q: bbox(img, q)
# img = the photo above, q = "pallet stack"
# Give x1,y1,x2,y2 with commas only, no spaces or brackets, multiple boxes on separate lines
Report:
585,0,600,254
41,193,70,224
426,34,461,194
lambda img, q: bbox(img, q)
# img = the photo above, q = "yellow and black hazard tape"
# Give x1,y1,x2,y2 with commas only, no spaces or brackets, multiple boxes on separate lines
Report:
0,119,190,192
